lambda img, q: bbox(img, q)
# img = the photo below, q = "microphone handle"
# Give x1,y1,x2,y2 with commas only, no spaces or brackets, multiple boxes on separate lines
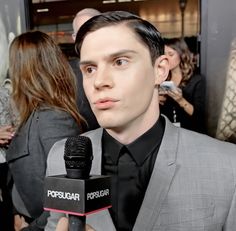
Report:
69,215,86,231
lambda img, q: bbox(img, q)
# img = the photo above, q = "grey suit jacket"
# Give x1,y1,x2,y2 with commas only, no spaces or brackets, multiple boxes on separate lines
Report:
46,117,236,231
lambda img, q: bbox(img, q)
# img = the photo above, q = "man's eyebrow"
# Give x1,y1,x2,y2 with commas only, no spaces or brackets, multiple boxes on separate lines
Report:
108,49,138,59
79,60,94,66
80,49,138,66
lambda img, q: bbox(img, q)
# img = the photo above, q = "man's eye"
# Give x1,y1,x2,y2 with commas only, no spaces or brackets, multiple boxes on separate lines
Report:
115,59,128,66
86,66,96,74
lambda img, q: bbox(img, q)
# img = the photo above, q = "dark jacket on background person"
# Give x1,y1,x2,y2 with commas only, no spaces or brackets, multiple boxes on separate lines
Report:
160,74,206,133
6,107,81,230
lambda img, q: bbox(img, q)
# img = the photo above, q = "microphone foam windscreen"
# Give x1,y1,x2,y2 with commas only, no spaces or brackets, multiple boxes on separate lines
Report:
64,136,93,169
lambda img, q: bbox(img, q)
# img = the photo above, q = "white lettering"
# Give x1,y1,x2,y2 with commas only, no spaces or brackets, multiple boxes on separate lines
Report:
47,190,80,201
87,189,110,200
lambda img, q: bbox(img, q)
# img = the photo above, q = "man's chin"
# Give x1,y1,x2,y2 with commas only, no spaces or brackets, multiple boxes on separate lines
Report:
98,121,113,129
97,119,118,130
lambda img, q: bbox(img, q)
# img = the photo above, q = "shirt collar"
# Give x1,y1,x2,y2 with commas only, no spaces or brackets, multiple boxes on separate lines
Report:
102,116,165,166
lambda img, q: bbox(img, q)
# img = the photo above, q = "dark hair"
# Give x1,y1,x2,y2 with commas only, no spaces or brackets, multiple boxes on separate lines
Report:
75,11,164,65
164,37,195,86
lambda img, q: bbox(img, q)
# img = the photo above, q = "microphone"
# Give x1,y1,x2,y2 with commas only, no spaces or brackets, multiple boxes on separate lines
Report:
44,135,111,231
64,136,93,231
64,135,93,179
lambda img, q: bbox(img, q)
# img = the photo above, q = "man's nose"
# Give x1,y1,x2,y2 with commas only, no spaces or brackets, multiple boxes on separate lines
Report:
94,66,114,89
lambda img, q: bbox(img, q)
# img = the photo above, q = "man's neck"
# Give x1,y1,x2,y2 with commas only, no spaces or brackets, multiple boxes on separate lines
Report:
105,112,160,145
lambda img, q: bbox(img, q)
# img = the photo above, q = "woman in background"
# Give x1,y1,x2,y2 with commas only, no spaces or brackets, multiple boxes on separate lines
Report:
159,37,206,133
7,31,84,231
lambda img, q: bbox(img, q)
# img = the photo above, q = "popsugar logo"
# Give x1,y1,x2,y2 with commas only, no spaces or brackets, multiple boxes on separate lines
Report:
87,189,110,200
47,190,80,201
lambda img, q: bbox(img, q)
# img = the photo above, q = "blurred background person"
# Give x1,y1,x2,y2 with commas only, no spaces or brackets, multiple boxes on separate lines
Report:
0,14,16,230
159,37,206,133
0,87,16,231
72,8,101,40
6,31,84,231
70,8,100,131
0,125,14,145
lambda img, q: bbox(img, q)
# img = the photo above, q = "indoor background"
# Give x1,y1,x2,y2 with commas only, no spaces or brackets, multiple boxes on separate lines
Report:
1,0,236,137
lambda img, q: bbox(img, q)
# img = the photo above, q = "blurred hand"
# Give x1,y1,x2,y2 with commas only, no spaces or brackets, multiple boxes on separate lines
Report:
0,125,15,144
14,215,29,231
56,217,96,231
166,87,183,103
55,217,68,231
158,89,168,105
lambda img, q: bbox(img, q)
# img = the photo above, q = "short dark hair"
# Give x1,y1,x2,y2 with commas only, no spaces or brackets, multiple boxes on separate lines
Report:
75,11,164,65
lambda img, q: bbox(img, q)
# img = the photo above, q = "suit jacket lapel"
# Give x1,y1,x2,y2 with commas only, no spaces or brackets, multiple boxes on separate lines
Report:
6,111,35,162
86,128,103,175
133,118,179,231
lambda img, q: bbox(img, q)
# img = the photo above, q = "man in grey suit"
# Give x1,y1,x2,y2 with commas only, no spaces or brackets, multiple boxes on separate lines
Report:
48,11,236,231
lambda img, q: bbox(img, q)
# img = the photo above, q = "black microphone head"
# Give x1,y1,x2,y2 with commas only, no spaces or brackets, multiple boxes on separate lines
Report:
64,136,93,179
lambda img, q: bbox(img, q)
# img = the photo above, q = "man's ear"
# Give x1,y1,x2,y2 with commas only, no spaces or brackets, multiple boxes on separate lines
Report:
153,55,169,85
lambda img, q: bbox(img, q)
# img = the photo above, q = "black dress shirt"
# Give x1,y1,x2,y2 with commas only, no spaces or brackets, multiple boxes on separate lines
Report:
102,116,165,231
